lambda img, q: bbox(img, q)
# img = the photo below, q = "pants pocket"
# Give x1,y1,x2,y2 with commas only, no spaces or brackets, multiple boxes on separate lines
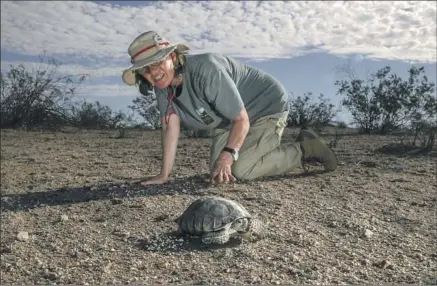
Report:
267,111,288,137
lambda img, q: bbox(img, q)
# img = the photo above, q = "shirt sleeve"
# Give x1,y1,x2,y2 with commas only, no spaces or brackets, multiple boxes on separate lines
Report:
201,67,244,121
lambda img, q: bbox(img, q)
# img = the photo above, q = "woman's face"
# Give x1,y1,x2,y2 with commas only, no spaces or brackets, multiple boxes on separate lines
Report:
140,52,177,89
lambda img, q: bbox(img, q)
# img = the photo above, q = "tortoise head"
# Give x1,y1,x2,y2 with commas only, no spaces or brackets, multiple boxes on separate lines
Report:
249,218,267,238
231,218,250,233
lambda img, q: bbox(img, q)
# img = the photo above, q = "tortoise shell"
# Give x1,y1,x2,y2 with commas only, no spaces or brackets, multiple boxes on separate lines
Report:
176,197,251,236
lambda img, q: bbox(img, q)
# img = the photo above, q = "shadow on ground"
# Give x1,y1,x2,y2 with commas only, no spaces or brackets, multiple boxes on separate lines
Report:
0,174,209,212
132,231,245,254
0,170,327,213
375,143,437,157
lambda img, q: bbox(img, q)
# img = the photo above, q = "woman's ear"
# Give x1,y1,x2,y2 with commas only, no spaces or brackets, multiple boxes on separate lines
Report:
170,52,177,63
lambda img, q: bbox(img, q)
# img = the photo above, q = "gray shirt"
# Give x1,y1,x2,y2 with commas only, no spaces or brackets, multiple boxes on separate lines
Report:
155,53,288,131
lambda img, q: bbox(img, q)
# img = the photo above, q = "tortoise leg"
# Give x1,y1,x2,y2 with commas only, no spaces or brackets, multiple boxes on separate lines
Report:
249,218,266,237
201,229,230,244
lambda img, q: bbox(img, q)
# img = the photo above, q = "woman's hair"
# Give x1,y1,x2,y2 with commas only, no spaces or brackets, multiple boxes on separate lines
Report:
136,49,187,96
173,49,186,76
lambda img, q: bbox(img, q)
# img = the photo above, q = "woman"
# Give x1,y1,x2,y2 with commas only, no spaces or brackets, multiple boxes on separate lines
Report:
122,31,337,185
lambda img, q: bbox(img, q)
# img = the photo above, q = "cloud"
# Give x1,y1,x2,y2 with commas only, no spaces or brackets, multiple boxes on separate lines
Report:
1,60,124,78
1,1,435,65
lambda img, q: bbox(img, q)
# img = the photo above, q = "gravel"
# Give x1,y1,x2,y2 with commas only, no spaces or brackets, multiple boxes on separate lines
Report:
1,128,436,284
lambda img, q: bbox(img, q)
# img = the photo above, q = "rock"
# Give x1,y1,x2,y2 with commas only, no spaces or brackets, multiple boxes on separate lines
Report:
17,231,29,242
291,254,299,262
60,214,69,222
390,178,411,183
360,160,378,168
373,259,393,269
111,198,123,205
327,220,338,228
364,229,374,239
222,248,233,258
155,261,169,269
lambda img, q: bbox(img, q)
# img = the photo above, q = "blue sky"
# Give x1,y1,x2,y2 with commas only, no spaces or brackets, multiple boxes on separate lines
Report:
1,1,436,125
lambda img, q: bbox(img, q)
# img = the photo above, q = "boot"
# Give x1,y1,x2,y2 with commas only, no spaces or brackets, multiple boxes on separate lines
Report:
297,127,338,171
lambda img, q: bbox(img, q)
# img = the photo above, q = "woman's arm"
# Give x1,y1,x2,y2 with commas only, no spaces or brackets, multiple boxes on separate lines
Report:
136,113,180,185
223,106,250,151
159,113,181,179
210,107,250,183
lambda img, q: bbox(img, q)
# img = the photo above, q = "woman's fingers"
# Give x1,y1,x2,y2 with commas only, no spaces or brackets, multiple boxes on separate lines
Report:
211,165,236,184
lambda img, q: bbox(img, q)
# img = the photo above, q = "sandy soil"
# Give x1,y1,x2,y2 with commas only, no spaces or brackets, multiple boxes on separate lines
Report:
1,127,436,285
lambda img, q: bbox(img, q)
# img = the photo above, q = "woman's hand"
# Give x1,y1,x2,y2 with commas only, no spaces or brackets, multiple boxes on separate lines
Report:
210,152,236,184
129,174,169,185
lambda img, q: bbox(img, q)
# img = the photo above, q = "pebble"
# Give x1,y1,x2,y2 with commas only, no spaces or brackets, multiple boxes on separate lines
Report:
373,259,393,269
364,229,374,239
17,231,29,242
155,261,169,269
60,214,69,222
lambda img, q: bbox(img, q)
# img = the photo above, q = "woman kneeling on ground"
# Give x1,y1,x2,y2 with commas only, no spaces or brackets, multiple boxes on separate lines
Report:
122,31,338,185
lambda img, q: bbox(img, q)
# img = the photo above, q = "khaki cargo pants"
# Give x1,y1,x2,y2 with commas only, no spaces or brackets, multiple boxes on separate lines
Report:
209,111,303,180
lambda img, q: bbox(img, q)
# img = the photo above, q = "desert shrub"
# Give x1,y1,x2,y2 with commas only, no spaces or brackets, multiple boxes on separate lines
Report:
0,55,86,129
408,91,437,149
335,65,436,135
287,92,338,131
129,96,161,130
410,119,436,150
69,100,133,129
0,55,139,130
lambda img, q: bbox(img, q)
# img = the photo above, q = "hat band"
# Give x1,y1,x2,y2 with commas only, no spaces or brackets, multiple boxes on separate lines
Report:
131,42,170,64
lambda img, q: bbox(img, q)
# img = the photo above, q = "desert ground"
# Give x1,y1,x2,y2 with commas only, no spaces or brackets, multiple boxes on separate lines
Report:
1,127,436,285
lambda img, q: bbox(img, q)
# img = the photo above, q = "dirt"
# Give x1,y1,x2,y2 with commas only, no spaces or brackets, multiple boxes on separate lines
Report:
1,127,436,285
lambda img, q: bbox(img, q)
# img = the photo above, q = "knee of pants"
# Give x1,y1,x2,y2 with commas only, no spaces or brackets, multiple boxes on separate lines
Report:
231,163,257,181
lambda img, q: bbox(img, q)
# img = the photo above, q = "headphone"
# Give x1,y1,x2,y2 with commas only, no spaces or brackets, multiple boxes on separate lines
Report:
135,73,154,96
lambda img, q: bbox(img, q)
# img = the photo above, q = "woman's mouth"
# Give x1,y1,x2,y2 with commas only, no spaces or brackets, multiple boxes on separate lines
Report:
154,74,164,83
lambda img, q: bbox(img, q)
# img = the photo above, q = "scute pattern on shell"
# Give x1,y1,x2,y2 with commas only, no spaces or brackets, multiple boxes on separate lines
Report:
177,197,251,236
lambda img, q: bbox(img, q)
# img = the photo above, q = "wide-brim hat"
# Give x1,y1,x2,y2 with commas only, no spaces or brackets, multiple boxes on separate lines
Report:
122,31,189,86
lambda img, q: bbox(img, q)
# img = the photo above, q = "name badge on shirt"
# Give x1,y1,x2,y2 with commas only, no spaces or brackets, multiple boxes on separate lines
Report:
196,107,214,125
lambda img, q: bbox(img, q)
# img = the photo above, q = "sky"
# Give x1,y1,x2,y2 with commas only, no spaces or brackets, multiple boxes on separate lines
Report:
1,1,436,125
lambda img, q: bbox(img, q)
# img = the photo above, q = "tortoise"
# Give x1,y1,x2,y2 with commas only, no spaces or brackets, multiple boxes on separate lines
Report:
175,197,265,244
